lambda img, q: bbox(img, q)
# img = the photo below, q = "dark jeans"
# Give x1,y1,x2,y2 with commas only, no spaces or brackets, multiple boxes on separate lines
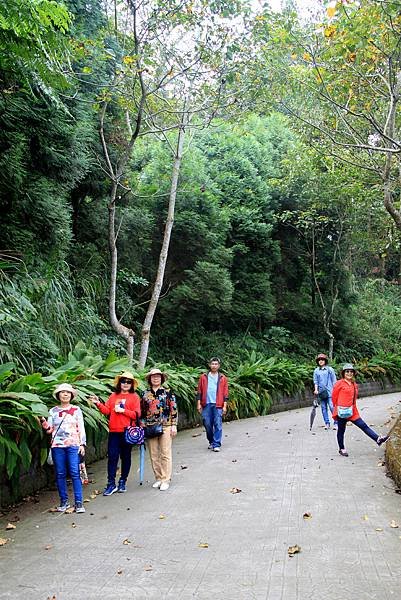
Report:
202,404,223,448
52,446,82,504
107,432,133,483
337,417,378,450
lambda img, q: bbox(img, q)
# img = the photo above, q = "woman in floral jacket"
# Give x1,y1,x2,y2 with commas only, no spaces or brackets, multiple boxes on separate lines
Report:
141,368,177,491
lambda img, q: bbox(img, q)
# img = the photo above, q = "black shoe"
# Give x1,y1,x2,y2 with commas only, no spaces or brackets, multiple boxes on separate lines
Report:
377,435,389,446
339,449,349,457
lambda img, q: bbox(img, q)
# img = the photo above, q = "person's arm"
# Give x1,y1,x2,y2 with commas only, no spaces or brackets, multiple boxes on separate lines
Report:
77,407,86,455
91,395,112,415
330,367,337,386
168,391,178,436
196,376,204,414
222,376,229,415
139,392,147,427
124,394,141,421
331,381,340,407
41,411,53,434
313,369,319,394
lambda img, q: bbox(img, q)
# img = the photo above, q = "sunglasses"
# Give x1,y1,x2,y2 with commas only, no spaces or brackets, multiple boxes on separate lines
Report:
344,370,354,373
120,378,132,384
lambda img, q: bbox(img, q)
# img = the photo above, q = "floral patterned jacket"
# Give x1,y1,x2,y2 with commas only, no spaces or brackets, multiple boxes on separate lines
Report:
140,387,178,428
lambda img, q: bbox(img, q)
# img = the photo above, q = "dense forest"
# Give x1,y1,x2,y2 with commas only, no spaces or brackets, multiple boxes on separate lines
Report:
4,0,401,492
2,0,401,372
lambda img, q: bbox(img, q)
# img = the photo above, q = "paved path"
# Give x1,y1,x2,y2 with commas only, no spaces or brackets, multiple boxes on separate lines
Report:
1,393,401,600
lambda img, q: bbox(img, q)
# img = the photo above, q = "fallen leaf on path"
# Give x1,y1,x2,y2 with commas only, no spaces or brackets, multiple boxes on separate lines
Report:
362,515,369,521
191,433,201,437
288,545,301,556
180,465,188,470
390,520,399,528
65,508,75,514
44,544,53,550
229,487,242,494
375,528,383,532
303,512,312,520
159,514,166,519
48,507,58,513
47,596,57,600
0,538,9,546
144,565,153,571
198,542,209,548
117,569,123,575
89,494,97,499
71,522,77,528
377,461,385,467
94,489,101,495
9,515,20,523
123,539,131,545
5,523,16,530
83,499,90,503
232,459,237,463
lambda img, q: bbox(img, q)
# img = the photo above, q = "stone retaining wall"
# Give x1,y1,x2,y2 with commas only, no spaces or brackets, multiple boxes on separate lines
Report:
385,417,401,490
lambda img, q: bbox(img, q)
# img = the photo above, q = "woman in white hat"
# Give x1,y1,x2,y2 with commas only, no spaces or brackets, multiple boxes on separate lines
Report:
41,383,86,513
141,368,178,491
90,371,141,495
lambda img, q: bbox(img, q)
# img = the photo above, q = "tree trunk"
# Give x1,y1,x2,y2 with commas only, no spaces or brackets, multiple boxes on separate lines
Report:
108,183,135,361
138,117,187,369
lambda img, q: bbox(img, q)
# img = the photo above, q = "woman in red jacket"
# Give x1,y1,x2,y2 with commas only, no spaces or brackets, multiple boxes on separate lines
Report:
90,371,141,495
332,363,389,457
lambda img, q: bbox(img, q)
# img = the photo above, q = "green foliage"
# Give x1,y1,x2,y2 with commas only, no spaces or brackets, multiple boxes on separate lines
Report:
0,0,72,92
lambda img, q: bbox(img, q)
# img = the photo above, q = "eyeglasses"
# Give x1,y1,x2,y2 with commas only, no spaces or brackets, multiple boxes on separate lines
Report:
120,378,132,384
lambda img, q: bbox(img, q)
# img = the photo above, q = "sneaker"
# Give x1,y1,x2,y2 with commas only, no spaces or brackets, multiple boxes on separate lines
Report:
117,480,127,493
75,502,85,514
213,447,220,452
332,424,337,431
339,449,349,457
103,483,118,496
152,481,162,489
57,500,70,512
377,435,389,446
159,482,170,491
324,424,330,430
208,444,213,450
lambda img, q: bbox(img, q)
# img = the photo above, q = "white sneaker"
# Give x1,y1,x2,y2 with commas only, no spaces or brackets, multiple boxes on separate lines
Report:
213,447,220,452
152,481,162,489
159,482,170,491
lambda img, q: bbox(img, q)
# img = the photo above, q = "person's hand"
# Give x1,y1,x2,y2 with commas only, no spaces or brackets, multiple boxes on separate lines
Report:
89,394,100,405
171,425,177,438
114,405,125,413
313,389,319,395
79,445,85,456
222,404,227,416
197,403,202,414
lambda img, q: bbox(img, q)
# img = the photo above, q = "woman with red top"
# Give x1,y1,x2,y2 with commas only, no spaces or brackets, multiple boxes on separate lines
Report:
90,371,141,495
332,363,389,457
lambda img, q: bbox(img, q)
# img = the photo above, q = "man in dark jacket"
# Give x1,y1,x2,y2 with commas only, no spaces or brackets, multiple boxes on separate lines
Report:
196,357,229,452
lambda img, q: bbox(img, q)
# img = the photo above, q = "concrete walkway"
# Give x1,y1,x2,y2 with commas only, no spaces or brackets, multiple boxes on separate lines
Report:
1,393,401,600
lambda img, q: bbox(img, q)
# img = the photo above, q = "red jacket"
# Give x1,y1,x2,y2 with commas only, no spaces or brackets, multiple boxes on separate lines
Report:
332,380,360,420
96,392,141,432
197,372,229,408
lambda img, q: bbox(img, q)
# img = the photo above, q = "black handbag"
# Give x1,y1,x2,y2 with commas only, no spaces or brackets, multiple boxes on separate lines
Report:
144,423,163,438
318,388,329,401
